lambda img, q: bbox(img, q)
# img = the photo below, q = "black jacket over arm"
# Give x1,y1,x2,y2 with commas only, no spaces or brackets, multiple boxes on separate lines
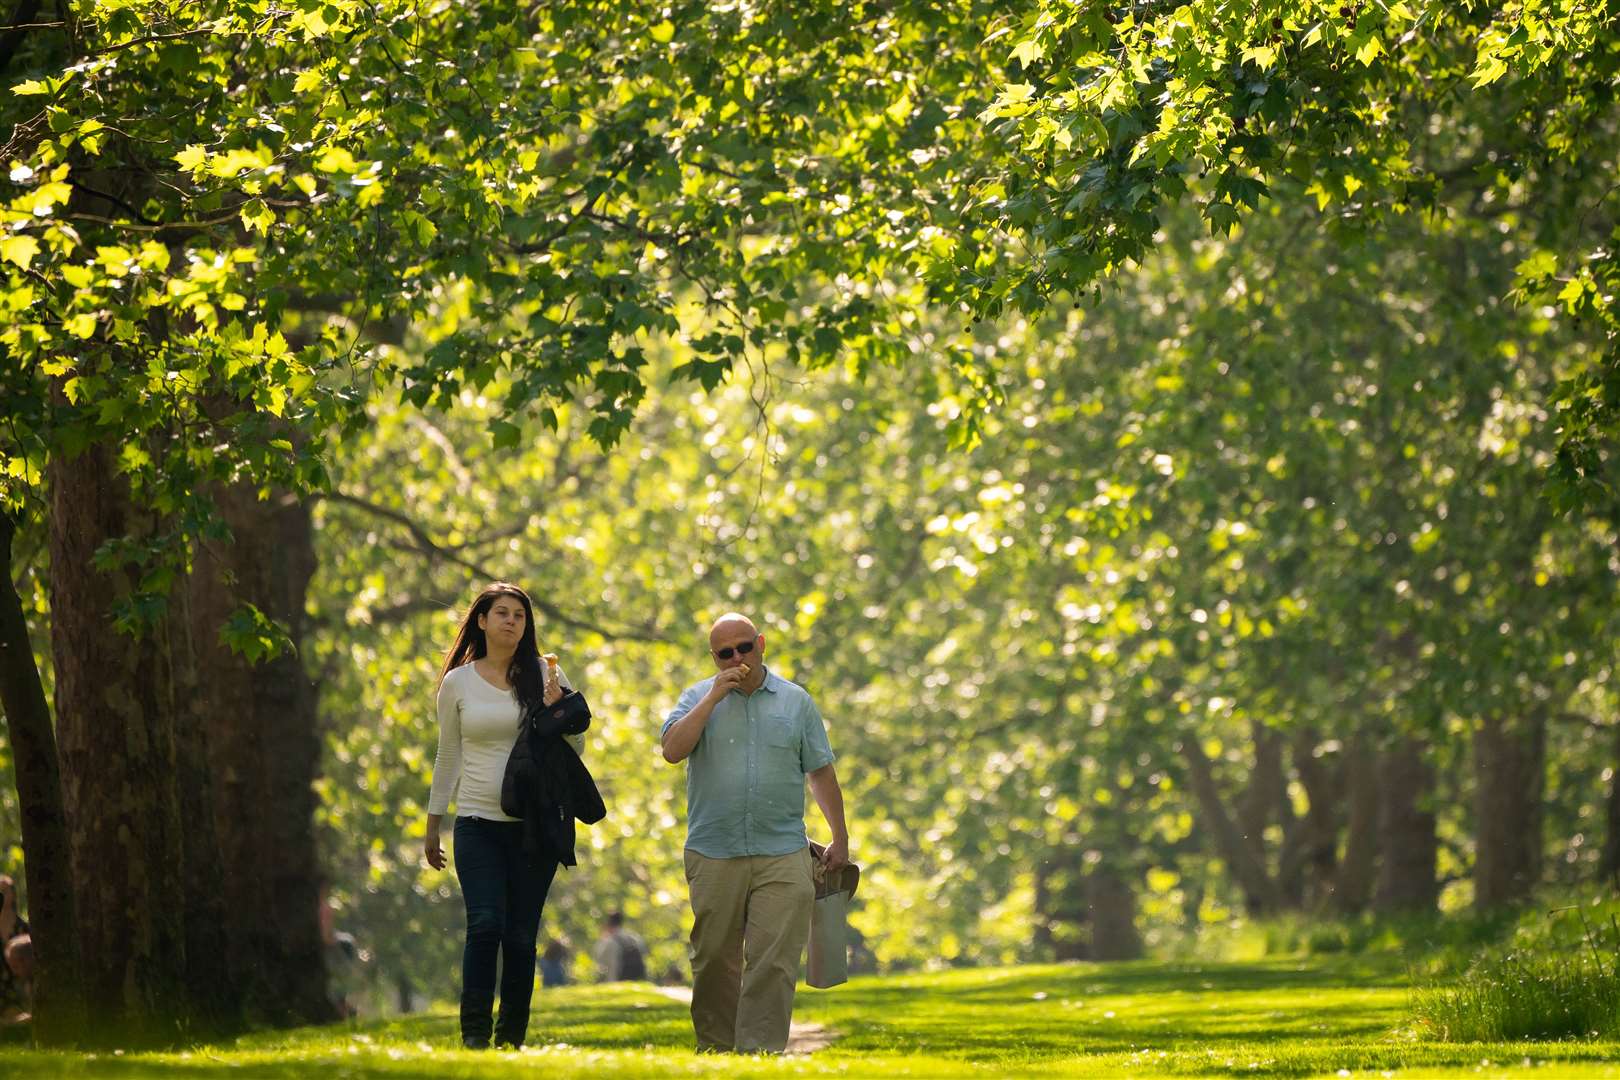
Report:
500,693,606,867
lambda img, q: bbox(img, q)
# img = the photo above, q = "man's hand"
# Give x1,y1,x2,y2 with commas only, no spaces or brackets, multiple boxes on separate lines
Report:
818,835,849,873
665,666,749,764
424,828,446,870
705,665,748,701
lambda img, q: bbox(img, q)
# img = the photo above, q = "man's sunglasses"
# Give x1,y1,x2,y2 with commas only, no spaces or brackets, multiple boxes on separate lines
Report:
714,640,756,661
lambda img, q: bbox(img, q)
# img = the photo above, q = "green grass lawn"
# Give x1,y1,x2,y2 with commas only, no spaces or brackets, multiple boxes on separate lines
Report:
4,957,1620,1078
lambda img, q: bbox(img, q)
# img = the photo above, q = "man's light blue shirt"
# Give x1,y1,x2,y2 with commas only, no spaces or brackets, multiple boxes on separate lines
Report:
662,668,835,859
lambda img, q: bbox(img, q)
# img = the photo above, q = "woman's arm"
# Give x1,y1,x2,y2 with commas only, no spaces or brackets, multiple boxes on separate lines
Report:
424,675,462,870
424,813,446,870
555,662,585,756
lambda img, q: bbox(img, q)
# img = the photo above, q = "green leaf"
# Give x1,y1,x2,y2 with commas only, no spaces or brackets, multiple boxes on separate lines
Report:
0,234,40,270
175,144,209,174
219,604,293,664
315,145,361,174
241,199,276,235
490,419,521,449
1514,250,1559,284
1011,38,1046,70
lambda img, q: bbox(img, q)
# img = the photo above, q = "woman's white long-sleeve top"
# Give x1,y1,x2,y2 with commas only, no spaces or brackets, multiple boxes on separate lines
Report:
427,661,582,820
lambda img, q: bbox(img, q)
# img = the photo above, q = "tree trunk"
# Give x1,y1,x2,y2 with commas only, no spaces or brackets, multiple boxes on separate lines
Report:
1281,728,1341,911
1373,736,1439,913
1033,845,1088,960
189,486,332,1025
1181,738,1283,914
166,587,238,1036
0,512,84,1044
1333,733,1380,915
1236,722,1284,870
1473,710,1546,910
1600,725,1620,884
48,441,197,1046
1086,863,1143,961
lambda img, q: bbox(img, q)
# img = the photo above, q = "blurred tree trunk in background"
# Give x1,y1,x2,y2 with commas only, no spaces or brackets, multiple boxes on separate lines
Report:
1284,729,1342,910
1183,738,1283,915
1473,710,1546,910
1333,734,1381,915
1086,860,1144,961
1601,725,1620,884
1374,737,1439,913
1236,723,1284,873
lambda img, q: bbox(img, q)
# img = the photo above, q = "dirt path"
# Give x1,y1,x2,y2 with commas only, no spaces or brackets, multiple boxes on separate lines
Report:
650,986,838,1053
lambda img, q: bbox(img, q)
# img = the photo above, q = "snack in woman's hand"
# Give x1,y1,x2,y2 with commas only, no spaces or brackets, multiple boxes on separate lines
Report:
542,653,559,670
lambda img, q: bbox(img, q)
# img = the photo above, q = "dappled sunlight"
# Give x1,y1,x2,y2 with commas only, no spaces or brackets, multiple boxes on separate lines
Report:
10,962,1620,1078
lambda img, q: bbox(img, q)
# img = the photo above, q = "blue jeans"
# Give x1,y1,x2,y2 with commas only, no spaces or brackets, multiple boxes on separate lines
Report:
453,817,558,1039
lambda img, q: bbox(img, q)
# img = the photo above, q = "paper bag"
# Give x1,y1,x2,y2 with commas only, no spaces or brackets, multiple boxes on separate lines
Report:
806,842,860,989
808,890,849,988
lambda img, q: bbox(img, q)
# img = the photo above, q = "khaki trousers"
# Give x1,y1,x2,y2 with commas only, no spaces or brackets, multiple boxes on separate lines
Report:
684,846,815,1053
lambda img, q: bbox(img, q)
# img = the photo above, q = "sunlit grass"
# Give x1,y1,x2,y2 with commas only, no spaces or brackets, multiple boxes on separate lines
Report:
5,958,1620,1076
1413,948,1620,1042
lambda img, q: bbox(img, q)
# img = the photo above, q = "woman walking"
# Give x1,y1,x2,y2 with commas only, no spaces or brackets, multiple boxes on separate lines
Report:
423,582,583,1049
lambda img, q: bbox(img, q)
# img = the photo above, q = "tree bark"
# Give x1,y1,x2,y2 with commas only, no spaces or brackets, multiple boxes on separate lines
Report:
48,440,196,1046
0,511,84,1044
1181,738,1283,914
188,486,332,1025
166,583,238,1036
1281,728,1341,910
1236,722,1284,871
1600,725,1620,884
1033,846,1088,960
1086,863,1143,961
1473,709,1546,910
1333,733,1380,915
1373,736,1439,913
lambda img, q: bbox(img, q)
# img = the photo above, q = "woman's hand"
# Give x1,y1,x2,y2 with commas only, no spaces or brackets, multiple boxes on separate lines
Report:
542,655,563,706
424,817,446,870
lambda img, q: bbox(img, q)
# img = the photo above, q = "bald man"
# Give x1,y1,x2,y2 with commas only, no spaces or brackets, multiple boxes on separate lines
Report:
662,613,849,1054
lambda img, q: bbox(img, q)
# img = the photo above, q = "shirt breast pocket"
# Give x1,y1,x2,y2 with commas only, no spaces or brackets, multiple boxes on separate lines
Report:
763,716,798,757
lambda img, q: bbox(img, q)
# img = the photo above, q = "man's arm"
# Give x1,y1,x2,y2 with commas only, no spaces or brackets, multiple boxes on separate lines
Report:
661,668,746,763
807,762,849,870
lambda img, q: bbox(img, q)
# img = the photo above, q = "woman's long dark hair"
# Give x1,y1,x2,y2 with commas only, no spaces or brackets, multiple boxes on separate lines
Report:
437,582,546,714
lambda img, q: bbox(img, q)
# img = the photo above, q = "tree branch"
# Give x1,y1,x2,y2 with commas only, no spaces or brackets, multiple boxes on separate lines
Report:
320,491,671,643
0,1,45,75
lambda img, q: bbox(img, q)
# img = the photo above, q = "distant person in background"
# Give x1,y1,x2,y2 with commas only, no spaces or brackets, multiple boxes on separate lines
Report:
0,875,32,1028
422,582,582,1050
661,613,850,1054
319,884,360,1019
592,912,648,982
539,939,571,988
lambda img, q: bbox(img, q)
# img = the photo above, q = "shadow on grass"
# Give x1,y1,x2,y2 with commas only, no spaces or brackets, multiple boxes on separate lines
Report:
5,957,1619,1077
794,957,1411,1056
